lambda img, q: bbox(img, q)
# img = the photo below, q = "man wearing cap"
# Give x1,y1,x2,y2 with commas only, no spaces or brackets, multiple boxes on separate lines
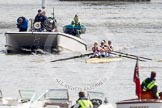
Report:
141,71,160,99
74,92,93,108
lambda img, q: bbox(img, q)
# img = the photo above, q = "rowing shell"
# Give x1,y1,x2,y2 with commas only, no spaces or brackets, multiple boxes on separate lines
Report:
86,57,122,63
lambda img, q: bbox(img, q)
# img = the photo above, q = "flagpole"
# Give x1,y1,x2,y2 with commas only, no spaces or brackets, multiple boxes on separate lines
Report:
134,57,142,100
137,57,142,100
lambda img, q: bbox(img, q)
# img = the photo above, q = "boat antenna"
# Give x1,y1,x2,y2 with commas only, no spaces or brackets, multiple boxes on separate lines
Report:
52,8,56,28
52,8,54,20
42,0,46,9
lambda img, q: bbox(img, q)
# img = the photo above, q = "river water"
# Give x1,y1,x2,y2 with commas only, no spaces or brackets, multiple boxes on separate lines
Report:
0,0,162,107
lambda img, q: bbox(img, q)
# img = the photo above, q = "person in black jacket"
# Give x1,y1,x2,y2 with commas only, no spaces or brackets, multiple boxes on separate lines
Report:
34,9,47,31
34,9,42,23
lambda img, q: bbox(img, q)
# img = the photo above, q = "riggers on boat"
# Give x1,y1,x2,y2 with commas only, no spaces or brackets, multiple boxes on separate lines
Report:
63,24,86,37
86,56,122,64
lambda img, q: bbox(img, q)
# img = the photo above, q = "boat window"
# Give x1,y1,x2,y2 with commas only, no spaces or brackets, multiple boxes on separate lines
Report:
0,90,2,98
88,92,104,100
45,90,68,100
19,90,36,101
38,89,69,101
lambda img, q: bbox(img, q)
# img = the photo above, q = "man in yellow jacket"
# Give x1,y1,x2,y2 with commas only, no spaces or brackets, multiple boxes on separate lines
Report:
74,92,93,108
141,71,159,99
71,15,80,26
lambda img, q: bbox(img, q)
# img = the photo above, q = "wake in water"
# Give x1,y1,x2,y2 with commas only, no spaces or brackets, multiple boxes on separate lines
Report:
0,22,16,29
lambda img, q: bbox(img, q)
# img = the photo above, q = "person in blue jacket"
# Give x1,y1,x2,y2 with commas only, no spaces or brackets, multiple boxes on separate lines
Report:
17,16,28,32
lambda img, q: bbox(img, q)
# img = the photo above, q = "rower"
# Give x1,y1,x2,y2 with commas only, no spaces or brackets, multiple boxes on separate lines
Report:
99,41,106,57
105,40,113,57
141,71,160,99
91,41,100,58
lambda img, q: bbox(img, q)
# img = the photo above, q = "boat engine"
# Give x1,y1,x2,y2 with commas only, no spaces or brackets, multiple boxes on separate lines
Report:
43,17,57,32
91,99,102,108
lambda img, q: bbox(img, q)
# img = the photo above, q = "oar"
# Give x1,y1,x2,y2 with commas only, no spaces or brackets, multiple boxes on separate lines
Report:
110,52,145,62
51,53,93,62
113,51,152,61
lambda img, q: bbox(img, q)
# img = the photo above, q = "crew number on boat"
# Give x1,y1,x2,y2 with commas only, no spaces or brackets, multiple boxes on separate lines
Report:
130,106,149,108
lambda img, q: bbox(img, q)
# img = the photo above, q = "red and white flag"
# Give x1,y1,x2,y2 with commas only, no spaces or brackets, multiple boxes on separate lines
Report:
133,58,142,99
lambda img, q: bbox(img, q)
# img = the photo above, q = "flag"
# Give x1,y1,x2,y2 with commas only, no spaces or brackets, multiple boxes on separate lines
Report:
133,58,141,99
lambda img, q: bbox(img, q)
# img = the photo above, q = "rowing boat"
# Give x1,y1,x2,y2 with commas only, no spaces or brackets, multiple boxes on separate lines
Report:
86,56,122,63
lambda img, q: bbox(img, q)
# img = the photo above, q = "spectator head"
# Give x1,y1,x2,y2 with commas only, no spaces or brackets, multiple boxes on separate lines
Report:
151,71,156,79
79,92,85,98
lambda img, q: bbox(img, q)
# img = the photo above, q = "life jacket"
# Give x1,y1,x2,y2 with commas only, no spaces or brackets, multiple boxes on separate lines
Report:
142,78,158,91
72,18,80,26
77,99,93,108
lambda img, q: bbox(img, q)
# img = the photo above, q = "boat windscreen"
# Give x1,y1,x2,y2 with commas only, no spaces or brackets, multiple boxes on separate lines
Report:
41,90,69,100
19,90,36,100
88,92,104,100
0,90,2,98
